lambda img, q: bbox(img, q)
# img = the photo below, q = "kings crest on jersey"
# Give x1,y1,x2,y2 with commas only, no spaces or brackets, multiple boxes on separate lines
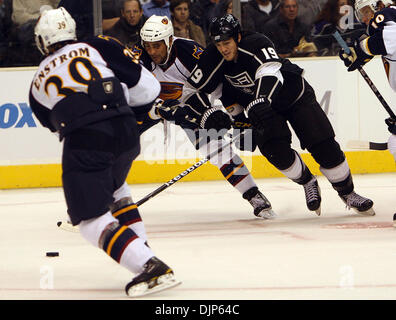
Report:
187,31,304,108
133,37,204,101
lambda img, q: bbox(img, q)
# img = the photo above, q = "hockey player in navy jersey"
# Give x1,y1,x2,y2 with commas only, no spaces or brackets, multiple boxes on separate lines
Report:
133,15,276,219
29,8,180,297
185,13,375,216
339,0,396,161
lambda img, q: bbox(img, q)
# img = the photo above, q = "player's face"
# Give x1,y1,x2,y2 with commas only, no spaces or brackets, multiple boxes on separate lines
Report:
122,0,143,26
358,5,375,25
143,40,168,64
214,38,238,61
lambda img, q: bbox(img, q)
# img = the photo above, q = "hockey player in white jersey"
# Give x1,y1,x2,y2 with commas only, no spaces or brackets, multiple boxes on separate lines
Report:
133,15,276,219
29,8,180,297
339,0,396,161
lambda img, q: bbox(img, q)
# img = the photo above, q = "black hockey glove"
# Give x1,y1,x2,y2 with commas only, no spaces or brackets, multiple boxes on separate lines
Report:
154,99,182,121
385,117,396,134
246,96,271,134
200,108,232,131
339,35,373,72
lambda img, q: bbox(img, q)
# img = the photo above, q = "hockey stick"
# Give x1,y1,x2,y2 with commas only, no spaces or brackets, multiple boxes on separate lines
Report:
333,31,396,120
346,139,388,150
58,132,242,232
135,132,241,206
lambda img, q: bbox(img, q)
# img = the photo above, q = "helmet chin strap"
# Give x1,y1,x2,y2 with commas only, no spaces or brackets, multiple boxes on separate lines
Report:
158,37,174,67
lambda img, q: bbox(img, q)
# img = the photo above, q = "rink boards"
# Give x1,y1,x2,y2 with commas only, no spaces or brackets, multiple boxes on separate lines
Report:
0,57,395,189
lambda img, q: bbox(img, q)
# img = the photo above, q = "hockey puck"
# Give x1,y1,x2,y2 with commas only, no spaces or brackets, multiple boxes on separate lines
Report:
46,252,59,257
393,214,396,227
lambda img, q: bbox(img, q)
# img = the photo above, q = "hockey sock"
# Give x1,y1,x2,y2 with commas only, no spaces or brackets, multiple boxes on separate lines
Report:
320,159,354,196
281,151,313,185
111,182,148,242
112,202,148,243
218,155,256,194
100,222,154,274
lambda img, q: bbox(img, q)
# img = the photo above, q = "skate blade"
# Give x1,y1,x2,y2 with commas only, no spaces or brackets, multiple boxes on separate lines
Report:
127,273,181,298
57,220,79,233
256,208,277,219
355,207,376,216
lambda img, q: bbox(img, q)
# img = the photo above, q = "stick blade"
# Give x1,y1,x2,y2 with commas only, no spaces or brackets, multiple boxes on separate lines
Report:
347,140,388,150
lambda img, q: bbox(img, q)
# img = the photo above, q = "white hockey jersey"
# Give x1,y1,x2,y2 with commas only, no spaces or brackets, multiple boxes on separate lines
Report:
29,35,160,131
365,6,396,92
133,37,204,103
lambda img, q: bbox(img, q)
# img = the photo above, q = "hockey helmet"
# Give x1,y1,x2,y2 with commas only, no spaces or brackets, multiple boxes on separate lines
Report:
354,0,393,22
209,14,241,43
140,15,173,51
34,7,77,55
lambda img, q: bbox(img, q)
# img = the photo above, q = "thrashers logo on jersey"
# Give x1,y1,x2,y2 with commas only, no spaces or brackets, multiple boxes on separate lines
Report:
192,45,204,60
159,82,184,100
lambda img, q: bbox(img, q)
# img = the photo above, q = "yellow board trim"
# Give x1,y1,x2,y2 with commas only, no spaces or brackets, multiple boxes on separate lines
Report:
0,151,394,189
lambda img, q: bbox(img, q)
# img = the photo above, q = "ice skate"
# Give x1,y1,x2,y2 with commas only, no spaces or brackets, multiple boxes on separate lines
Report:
244,187,276,219
303,177,321,215
340,191,375,216
125,257,181,298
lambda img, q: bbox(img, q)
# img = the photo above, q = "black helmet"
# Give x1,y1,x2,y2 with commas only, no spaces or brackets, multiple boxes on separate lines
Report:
209,14,241,43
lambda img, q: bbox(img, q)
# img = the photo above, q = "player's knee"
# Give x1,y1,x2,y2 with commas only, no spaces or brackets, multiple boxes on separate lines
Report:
79,212,118,248
308,138,345,169
258,140,295,170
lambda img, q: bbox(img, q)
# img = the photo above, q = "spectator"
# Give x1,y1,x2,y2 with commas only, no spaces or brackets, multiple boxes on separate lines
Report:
190,0,218,44
142,0,171,19
242,0,279,34
105,0,147,48
102,0,121,31
311,0,364,56
170,0,206,47
9,0,59,66
296,0,328,27
264,0,318,57
212,0,233,18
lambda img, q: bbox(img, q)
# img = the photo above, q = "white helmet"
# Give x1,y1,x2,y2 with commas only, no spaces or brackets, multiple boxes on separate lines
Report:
34,7,77,55
355,0,393,21
140,15,174,62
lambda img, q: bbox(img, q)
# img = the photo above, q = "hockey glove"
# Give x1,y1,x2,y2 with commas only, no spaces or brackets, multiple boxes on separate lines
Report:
200,108,232,131
339,35,373,72
150,98,181,121
246,96,271,134
385,117,396,134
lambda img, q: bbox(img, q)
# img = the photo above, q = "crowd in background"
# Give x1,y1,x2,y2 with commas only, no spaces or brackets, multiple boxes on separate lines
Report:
0,0,389,67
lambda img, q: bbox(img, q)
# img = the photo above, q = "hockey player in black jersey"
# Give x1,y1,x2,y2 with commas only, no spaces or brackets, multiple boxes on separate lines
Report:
29,8,180,297
339,0,396,162
186,13,375,216
132,15,276,219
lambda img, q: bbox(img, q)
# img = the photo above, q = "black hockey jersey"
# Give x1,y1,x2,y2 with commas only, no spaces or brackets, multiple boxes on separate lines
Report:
187,32,305,110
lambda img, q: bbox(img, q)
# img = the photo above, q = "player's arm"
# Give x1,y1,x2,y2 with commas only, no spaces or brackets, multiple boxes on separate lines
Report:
88,36,160,114
29,89,57,132
245,44,284,132
339,10,394,71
